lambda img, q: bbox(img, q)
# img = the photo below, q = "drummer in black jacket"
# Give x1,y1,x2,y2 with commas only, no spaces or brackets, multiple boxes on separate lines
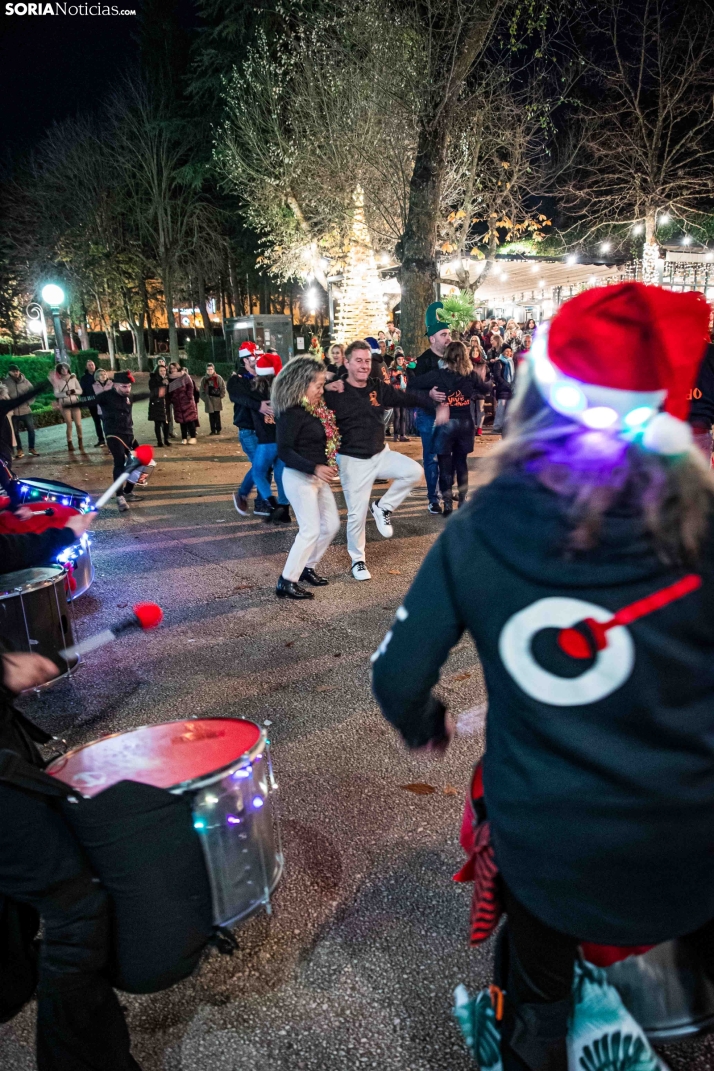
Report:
0,511,141,1071
70,372,147,513
324,339,444,581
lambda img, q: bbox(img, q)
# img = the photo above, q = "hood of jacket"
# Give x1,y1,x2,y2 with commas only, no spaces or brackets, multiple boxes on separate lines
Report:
469,469,667,591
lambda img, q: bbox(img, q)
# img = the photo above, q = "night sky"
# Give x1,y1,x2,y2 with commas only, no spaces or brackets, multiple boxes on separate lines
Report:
0,1,198,160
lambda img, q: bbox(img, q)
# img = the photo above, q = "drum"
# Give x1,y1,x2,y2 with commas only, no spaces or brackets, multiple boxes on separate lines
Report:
605,939,714,1043
0,566,78,681
15,476,93,513
46,718,283,927
0,501,94,600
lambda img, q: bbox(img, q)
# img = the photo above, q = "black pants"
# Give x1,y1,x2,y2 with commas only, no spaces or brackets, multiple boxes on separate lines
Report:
0,784,140,1070
434,419,473,500
154,421,169,446
88,409,104,444
107,437,131,492
180,421,195,439
499,884,714,1071
392,409,408,438
208,412,221,434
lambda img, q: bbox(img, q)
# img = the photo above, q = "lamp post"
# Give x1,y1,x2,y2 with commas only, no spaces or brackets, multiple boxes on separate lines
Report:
26,302,49,352
41,283,67,364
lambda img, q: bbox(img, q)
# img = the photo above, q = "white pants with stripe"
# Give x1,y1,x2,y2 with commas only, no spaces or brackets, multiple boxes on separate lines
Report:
336,445,423,565
281,468,341,582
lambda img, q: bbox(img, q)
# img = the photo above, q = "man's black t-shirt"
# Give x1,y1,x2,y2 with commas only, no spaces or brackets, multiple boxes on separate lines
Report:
414,347,441,378
325,377,431,459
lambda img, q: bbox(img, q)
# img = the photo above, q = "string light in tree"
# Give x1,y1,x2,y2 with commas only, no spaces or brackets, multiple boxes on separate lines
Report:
334,187,387,344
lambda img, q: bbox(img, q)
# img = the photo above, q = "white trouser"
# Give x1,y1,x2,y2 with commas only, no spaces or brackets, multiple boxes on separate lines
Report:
336,445,423,564
281,468,341,582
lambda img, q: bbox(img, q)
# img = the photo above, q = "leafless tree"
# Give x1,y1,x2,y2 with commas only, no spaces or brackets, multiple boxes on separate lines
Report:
560,0,714,280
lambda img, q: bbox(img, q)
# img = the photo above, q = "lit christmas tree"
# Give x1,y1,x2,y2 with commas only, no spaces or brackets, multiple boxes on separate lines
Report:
334,188,386,343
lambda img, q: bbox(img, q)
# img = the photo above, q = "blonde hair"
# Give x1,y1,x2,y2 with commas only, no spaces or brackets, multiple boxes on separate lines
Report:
271,357,325,417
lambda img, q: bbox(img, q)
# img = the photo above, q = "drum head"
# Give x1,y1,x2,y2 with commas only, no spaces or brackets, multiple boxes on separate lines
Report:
47,718,263,797
0,565,65,598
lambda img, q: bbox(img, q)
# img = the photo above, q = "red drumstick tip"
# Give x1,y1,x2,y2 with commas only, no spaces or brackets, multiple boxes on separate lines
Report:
133,602,163,630
557,627,592,660
134,444,154,467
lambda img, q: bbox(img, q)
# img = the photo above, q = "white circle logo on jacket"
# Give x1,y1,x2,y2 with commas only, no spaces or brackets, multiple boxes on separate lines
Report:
498,597,635,706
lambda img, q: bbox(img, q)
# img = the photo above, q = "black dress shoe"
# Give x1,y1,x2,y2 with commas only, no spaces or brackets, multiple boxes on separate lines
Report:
275,576,314,599
300,567,328,586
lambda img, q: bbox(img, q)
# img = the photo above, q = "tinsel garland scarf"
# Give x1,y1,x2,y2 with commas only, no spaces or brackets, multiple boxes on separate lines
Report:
301,397,341,467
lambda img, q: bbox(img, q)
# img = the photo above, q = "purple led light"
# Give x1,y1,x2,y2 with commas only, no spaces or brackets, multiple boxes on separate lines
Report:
252,797,264,810
226,815,241,825
232,767,251,780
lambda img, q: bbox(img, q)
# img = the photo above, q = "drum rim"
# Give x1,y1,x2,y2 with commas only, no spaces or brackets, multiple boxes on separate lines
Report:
0,564,67,599
46,716,267,793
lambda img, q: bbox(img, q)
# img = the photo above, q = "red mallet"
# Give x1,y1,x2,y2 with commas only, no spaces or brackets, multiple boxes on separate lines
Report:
93,444,155,509
557,574,702,660
60,602,163,661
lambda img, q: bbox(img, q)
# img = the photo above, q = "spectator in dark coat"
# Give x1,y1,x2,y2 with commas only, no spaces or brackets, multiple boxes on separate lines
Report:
148,366,170,447
79,359,105,447
199,363,227,435
167,363,198,443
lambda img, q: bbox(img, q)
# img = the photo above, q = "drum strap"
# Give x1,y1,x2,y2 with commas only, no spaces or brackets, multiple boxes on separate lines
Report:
0,750,76,801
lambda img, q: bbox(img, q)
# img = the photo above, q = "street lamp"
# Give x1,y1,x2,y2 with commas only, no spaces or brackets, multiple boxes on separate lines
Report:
41,283,67,363
26,302,49,351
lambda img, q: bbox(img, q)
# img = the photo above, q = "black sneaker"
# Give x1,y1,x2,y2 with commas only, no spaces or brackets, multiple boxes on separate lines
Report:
254,498,272,516
428,501,442,515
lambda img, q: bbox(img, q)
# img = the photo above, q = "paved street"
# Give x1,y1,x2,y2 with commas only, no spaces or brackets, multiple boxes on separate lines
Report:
1,399,712,1070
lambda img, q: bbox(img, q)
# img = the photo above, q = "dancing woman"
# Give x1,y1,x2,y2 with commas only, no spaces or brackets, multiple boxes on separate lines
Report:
272,358,341,599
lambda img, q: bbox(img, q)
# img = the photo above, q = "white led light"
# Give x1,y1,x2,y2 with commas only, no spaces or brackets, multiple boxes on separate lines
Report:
600,242,611,253
499,271,508,280
566,254,577,265
551,383,587,413
582,406,619,429
659,212,670,224
530,264,539,273
633,223,644,235
539,279,546,287
682,236,692,245
624,405,655,428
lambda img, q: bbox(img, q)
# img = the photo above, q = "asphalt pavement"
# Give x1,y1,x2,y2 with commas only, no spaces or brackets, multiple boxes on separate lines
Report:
0,400,711,1070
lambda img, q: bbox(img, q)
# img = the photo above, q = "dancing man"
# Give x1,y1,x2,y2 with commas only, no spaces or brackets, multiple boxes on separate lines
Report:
325,340,444,581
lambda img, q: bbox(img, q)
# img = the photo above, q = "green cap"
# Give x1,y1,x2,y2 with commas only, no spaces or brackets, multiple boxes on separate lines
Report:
425,300,444,338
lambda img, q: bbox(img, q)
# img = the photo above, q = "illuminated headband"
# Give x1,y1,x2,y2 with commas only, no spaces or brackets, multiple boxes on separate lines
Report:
529,323,693,455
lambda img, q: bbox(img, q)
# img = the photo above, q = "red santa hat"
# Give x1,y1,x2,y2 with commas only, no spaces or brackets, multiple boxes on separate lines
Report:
255,353,275,377
529,282,710,454
239,340,261,360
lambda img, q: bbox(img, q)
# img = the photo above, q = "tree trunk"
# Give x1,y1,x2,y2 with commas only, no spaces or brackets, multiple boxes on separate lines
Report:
642,210,659,284
162,263,180,359
228,256,241,314
398,6,505,356
197,268,212,338
78,322,90,350
94,290,115,369
141,277,155,356
400,120,447,357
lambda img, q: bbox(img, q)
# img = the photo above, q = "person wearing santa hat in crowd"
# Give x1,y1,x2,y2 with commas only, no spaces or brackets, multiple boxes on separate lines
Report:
687,331,714,463
372,282,714,1070
250,353,291,523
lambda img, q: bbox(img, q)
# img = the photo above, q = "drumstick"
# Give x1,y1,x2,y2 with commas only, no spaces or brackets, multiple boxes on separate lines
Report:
60,602,163,660
558,573,702,659
93,445,154,509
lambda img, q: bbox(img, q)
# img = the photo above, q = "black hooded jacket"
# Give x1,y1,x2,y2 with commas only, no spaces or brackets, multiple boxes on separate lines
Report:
372,468,714,945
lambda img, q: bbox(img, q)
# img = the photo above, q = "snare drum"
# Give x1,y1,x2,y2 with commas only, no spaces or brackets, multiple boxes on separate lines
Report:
46,718,283,926
0,566,78,681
